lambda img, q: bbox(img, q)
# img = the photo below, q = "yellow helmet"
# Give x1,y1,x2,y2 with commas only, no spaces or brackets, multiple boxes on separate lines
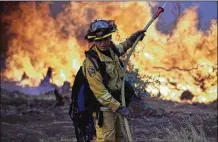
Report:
85,19,117,42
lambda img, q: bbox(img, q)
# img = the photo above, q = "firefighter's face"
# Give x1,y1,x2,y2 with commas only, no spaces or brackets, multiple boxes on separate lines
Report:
95,36,112,51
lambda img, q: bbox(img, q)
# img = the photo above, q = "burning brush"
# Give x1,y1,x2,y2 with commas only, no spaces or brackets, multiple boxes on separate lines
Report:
0,2,217,104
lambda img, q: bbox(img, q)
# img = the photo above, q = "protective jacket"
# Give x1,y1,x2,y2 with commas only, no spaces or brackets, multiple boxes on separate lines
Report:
82,39,134,112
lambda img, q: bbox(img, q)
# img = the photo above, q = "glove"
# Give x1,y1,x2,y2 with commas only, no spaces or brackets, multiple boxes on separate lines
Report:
117,106,130,117
129,30,146,43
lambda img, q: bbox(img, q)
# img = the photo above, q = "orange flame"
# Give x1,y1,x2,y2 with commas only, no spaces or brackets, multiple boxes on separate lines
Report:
1,2,217,103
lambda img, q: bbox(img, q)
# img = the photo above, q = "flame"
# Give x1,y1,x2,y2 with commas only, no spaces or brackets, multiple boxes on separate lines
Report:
132,6,217,104
1,2,217,103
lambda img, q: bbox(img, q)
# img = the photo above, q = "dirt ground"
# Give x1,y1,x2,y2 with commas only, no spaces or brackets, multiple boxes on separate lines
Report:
0,88,217,142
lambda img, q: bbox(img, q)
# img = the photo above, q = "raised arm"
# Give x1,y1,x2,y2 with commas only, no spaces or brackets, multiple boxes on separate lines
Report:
113,30,145,56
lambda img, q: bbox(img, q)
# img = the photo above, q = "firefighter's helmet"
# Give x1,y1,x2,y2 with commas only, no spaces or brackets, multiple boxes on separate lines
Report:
85,19,117,42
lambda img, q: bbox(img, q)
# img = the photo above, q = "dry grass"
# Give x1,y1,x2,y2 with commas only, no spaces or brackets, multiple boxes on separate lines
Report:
163,123,206,142
152,115,208,142
130,113,217,142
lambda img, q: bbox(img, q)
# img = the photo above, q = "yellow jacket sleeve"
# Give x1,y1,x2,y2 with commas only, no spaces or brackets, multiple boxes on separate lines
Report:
113,38,134,56
82,58,120,112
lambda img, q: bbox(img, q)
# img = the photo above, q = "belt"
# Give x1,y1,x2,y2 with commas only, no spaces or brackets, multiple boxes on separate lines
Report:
100,107,110,111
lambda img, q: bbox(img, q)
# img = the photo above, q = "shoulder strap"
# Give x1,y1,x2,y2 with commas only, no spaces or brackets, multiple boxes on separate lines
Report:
85,50,109,87
85,50,100,71
111,44,124,68
111,43,121,57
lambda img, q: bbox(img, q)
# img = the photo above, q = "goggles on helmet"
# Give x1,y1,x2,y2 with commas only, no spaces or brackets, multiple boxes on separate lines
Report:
90,20,110,33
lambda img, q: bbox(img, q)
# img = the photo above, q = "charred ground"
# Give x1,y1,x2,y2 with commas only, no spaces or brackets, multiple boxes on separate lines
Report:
1,88,217,142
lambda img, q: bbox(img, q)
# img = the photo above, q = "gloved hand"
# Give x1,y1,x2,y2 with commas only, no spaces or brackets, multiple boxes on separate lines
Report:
117,106,130,117
129,30,146,43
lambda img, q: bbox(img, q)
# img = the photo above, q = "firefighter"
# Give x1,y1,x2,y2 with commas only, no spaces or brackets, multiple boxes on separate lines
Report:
83,19,145,142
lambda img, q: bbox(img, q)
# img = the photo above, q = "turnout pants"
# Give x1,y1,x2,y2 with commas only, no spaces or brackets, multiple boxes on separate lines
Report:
92,110,127,142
